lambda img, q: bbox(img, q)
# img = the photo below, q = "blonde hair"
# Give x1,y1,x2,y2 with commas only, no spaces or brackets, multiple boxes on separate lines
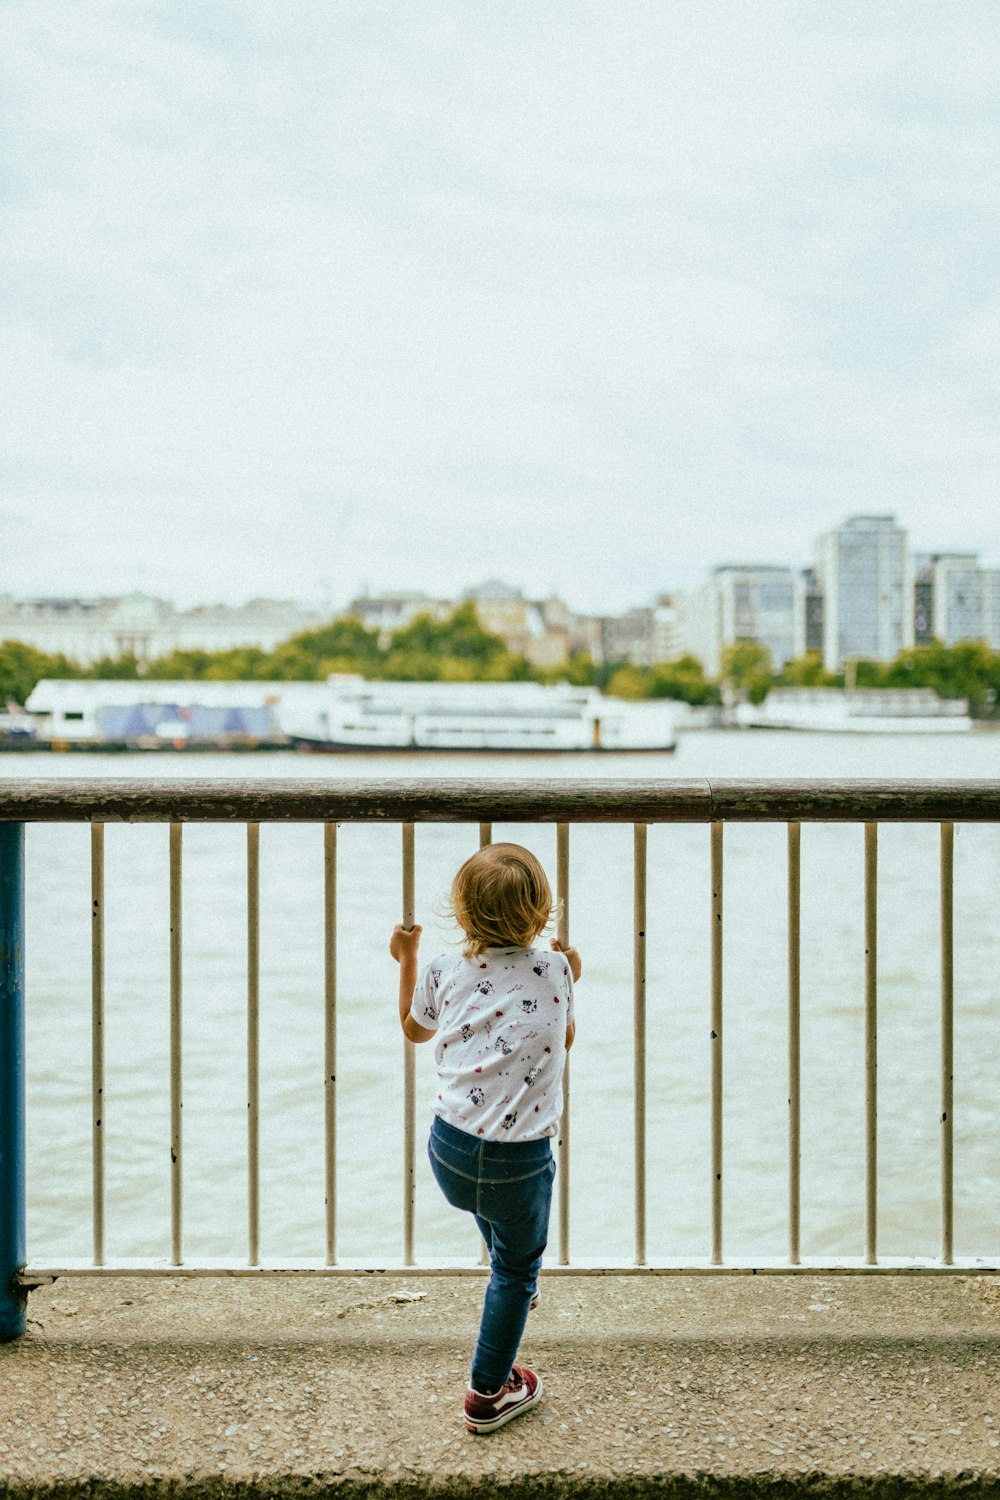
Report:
449,843,555,958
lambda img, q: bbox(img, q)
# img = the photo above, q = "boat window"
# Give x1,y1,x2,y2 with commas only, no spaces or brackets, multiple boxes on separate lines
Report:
63,711,85,721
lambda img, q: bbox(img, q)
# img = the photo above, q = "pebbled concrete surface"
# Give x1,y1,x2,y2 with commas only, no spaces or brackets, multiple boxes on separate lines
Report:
2,1274,1000,1497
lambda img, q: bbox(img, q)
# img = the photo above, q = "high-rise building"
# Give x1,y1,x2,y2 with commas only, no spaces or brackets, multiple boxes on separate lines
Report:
913,554,935,645
677,565,801,676
815,515,911,672
801,569,824,656
932,555,1000,649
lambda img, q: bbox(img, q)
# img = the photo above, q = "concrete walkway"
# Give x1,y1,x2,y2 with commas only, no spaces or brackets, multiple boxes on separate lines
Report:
2,1273,1000,1497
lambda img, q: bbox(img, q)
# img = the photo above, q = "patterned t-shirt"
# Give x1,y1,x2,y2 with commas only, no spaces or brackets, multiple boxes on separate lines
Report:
410,945,575,1142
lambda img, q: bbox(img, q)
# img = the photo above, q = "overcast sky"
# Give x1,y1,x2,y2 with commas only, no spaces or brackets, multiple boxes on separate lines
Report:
2,1,998,614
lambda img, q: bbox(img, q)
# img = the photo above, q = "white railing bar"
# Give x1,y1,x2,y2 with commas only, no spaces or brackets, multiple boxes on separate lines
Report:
246,823,260,1267
940,821,954,1265
787,821,801,1265
633,822,647,1266
402,822,416,1268
557,821,570,1266
169,822,183,1267
710,820,723,1265
324,822,338,1267
864,821,878,1266
90,822,105,1268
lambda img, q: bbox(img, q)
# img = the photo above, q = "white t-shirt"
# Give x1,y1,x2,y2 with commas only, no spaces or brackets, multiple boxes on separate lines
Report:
410,944,575,1142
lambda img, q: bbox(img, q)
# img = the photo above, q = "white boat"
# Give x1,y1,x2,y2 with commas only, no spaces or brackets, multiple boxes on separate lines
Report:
24,678,304,744
735,687,973,734
279,677,679,752
23,676,679,751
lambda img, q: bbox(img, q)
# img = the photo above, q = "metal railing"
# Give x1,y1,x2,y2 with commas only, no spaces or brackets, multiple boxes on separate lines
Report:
2,777,999,1340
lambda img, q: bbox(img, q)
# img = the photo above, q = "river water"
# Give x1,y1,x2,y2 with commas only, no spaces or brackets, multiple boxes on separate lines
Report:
3,729,998,1266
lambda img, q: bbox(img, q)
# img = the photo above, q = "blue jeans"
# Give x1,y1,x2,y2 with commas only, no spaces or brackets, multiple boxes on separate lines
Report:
428,1115,555,1393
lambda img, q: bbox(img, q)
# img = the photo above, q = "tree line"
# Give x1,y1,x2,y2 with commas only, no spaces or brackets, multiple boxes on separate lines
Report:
3,605,1000,715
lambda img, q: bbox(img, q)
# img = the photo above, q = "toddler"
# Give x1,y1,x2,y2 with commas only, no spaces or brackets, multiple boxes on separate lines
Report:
390,841,580,1434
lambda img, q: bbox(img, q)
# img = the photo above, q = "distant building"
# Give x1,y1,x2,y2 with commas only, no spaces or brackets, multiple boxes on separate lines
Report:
677,566,801,677
463,582,570,669
169,598,326,654
932,555,1000,650
346,591,451,646
565,613,603,662
815,515,912,672
913,554,935,645
801,569,824,656
600,596,680,668
0,593,322,666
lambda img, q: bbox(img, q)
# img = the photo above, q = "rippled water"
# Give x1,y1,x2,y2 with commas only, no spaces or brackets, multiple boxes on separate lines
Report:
4,729,998,1266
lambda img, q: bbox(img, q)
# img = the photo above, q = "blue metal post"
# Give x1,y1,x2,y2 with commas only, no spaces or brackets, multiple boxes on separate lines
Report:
0,822,26,1341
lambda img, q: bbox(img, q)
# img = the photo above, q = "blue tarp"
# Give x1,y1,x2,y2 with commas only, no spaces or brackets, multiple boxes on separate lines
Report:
98,704,170,738
96,704,278,740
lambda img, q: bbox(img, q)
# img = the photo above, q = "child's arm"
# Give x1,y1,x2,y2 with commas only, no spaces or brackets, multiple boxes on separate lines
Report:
550,938,580,1049
550,938,582,981
390,923,436,1043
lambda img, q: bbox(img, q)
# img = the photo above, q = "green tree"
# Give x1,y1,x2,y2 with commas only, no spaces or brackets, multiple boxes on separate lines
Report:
720,641,773,704
268,615,383,680
604,654,720,705
87,653,141,679
880,640,1000,714
202,647,271,680
542,652,598,687
647,654,719,705
779,652,839,688
380,604,532,682
0,640,82,705
603,665,650,700
146,649,221,680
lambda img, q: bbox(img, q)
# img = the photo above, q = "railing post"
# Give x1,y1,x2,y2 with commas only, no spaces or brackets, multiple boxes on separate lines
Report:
556,822,570,1265
940,821,954,1265
633,823,647,1267
91,823,106,1268
0,823,26,1342
169,822,183,1267
324,822,338,1267
246,823,260,1267
477,823,491,1267
864,821,878,1265
787,821,801,1265
710,820,723,1265
402,823,416,1267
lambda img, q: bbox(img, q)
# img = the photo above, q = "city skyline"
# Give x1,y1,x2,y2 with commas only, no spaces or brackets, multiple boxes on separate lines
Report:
3,4,1000,612
6,510,1000,680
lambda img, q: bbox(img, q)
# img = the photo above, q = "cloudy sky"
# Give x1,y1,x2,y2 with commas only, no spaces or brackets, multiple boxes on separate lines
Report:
2,1,998,613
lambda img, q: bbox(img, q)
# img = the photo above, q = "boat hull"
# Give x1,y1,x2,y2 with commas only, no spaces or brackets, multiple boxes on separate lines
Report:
290,736,677,753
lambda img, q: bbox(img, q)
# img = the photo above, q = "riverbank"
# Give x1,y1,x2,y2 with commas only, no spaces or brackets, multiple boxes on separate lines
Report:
3,1273,999,1497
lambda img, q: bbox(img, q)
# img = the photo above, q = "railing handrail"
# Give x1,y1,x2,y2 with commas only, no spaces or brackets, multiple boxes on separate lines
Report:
2,776,1000,823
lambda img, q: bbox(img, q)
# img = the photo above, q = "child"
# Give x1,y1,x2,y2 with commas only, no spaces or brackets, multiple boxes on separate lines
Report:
390,841,581,1434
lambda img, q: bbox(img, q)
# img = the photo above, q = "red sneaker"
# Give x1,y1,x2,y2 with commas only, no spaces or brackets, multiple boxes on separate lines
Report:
464,1364,543,1434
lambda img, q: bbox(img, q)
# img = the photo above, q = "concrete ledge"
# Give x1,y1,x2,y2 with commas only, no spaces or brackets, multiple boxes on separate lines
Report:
3,1274,1000,1497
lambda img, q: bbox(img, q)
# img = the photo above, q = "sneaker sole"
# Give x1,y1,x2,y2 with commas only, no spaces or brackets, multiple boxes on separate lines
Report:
464,1375,544,1434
